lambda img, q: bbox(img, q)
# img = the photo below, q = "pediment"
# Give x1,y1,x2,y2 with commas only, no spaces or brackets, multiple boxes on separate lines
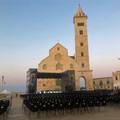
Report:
49,43,68,55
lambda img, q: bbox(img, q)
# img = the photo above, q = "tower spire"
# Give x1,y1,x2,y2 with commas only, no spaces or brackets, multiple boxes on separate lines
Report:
75,4,85,17
73,4,86,23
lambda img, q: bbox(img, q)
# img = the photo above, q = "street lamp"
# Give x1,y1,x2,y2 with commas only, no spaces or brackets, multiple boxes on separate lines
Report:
1,76,6,91
2,76,4,91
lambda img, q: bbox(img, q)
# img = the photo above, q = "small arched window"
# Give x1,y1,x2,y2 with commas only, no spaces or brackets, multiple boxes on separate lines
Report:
107,80,110,84
99,81,103,86
56,63,63,70
57,47,60,51
43,64,47,70
70,63,74,69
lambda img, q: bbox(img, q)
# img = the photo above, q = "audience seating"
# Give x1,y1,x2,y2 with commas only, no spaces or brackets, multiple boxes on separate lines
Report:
22,90,120,118
0,99,10,120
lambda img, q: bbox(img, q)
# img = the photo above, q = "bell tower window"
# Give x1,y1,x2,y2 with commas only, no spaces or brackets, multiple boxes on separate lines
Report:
81,52,84,57
79,30,83,35
81,63,84,67
80,42,83,46
77,22,84,26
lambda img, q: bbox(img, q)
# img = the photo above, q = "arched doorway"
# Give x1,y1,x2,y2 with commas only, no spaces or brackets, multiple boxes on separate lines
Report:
79,77,86,90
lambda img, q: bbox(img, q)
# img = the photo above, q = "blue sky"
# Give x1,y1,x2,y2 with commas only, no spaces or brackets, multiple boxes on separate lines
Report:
0,0,120,92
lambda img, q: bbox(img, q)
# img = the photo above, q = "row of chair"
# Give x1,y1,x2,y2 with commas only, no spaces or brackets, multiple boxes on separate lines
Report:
23,93,108,119
0,99,10,120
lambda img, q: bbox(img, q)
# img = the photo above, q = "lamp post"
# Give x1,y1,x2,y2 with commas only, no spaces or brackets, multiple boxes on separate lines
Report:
1,76,6,91
2,76,4,91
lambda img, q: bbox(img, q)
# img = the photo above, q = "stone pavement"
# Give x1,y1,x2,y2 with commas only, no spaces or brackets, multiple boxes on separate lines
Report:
7,96,28,120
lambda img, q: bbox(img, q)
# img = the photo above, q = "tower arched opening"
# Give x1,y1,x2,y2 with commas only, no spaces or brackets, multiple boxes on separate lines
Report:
79,77,86,90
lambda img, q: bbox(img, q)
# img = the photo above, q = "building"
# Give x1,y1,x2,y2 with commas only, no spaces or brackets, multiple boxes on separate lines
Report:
26,5,120,93
37,5,93,92
112,71,120,89
93,77,113,90
26,68,37,93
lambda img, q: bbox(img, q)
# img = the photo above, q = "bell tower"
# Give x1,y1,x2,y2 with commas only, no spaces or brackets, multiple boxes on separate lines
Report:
74,5,93,90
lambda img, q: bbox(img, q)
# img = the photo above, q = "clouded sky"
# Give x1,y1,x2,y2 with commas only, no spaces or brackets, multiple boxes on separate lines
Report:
0,0,120,92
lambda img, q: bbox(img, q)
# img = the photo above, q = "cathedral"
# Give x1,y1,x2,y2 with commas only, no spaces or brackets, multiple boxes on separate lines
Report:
36,5,93,92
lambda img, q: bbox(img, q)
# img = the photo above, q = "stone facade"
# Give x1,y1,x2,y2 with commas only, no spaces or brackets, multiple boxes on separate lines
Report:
37,5,93,92
38,43,77,73
93,77,113,90
37,43,78,91
112,71,120,89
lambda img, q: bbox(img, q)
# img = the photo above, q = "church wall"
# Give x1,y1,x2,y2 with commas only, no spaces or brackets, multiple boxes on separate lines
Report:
37,44,79,92
38,44,78,73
